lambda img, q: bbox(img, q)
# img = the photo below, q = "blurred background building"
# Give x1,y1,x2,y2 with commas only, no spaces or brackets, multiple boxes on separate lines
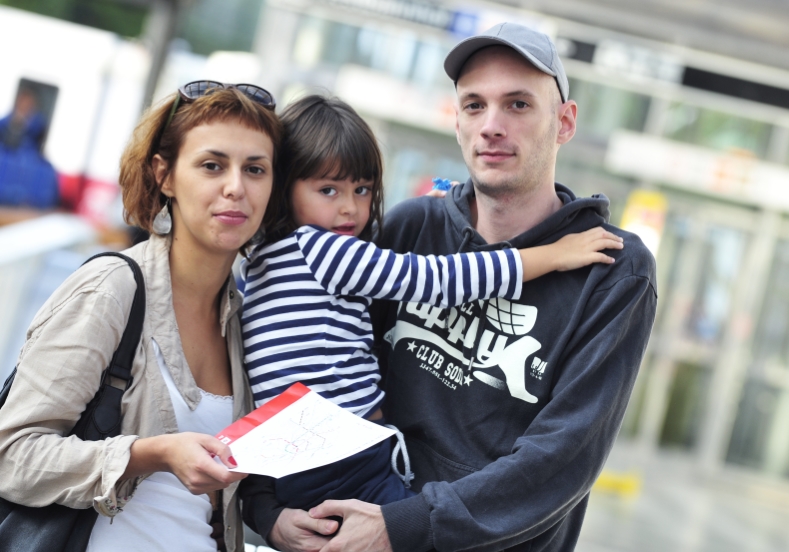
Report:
1,0,789,550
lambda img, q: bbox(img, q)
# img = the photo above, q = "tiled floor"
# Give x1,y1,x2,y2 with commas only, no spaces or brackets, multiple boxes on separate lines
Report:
577,444,789,552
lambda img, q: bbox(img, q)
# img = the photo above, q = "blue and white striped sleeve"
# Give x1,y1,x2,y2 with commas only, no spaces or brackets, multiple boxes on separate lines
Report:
294,226,523,307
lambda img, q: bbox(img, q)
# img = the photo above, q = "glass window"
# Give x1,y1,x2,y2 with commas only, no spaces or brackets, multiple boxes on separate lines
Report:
685,226,747,345
181,0,262,54
322,22,359,66
726,379,781,471
569,79,651,141
750,238,789,366
663,103,773,159
292,17,452,88
659,362,712,450
411,39,449,89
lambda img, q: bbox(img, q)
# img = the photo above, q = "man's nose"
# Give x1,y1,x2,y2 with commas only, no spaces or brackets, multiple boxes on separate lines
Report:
480,107,506,138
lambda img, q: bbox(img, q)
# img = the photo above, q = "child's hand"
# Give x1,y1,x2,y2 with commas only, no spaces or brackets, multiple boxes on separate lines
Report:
551,227,624,271
519,227,624,282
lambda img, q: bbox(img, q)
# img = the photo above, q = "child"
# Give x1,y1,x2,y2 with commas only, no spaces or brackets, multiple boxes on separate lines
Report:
240,95,622,512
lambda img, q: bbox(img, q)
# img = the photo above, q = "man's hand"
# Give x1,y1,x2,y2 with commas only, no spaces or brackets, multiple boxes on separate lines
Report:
269,508,339,552
310,499,392,552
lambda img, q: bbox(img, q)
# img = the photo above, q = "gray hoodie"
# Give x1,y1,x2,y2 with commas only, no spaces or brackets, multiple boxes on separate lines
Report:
374,181,657,551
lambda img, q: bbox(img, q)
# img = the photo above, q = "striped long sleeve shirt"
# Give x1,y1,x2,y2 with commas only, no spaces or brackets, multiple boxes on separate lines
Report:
240,225,523,417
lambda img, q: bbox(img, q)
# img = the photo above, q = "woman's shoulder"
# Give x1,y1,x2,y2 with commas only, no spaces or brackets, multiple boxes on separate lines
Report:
32,240,154,328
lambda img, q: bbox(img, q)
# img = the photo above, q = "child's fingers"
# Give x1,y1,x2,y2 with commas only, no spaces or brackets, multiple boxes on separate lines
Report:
593,229,623,242
592,237,624,251
580,227,623,242
590,252,616,264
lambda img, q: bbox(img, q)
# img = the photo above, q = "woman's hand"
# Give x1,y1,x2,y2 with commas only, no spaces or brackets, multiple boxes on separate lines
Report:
124,432,247,494
520,227,624,282
269,508,339,552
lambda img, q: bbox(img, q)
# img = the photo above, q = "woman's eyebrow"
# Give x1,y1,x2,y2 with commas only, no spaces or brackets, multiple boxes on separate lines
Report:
200,150,270,161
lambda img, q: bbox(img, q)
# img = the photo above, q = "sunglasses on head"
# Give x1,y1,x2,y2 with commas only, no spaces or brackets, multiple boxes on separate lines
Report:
163,80,276,130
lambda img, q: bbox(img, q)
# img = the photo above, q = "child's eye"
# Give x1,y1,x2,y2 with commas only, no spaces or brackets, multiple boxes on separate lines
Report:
319,187,337,196
355,186,371,196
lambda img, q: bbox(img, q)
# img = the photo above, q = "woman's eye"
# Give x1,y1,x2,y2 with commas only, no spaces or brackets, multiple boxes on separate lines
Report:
319,187,337,196
203,162,221,171
355,186,371,196
247,165,266,175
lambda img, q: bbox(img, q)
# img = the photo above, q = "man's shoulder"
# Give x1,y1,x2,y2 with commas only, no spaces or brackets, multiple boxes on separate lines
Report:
385,196,445,225
601,224,657,294
380,196,448,249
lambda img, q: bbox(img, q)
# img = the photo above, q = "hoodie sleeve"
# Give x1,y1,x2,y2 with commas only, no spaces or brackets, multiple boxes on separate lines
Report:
381,267,657,551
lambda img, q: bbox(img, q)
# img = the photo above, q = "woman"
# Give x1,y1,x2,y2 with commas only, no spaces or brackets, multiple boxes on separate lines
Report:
0,82,281,552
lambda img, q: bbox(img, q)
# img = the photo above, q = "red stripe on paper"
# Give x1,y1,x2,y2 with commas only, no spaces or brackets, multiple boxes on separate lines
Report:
216,382,311,444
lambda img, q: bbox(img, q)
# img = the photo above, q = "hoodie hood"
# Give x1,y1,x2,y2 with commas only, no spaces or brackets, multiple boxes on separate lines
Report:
444,179,611,251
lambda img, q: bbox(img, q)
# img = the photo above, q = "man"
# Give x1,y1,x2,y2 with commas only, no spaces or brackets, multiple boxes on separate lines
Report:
262,22,657,551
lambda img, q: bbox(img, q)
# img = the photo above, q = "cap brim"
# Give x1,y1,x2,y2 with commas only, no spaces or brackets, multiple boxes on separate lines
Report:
444,35,557,82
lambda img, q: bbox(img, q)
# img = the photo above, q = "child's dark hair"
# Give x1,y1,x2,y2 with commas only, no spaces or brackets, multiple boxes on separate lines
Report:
264,95,383,242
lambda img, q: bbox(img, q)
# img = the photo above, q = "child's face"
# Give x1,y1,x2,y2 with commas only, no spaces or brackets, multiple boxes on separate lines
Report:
291,176,373,237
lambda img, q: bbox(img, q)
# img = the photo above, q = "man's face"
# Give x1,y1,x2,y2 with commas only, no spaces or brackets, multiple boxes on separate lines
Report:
454,46,572,198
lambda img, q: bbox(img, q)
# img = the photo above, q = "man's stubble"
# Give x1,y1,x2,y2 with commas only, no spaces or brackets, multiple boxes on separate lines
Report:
470,112,558,202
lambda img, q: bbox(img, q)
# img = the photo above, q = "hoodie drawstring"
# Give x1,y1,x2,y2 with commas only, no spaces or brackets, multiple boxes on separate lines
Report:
385,424,415,489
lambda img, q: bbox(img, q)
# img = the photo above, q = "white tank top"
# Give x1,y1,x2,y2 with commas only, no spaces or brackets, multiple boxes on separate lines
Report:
88,338,234,552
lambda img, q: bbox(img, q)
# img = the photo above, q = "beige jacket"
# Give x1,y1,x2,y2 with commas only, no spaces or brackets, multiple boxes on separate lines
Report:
0,234,253,552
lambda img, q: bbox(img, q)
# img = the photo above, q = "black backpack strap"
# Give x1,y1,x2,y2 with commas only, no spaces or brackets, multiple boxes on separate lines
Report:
69,252,146,441
84,253,146,388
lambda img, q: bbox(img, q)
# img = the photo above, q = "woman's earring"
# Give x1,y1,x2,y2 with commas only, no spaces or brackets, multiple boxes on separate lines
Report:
152,198,172,235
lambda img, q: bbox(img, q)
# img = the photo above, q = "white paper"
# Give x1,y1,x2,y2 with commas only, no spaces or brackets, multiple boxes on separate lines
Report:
226,391,395,478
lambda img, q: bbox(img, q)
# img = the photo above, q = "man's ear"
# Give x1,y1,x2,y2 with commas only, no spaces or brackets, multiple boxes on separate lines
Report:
556,100,577,146
454,102,462,146
152,154,172,196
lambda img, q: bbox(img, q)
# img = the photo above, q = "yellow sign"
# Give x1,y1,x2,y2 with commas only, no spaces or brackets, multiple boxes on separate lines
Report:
620,189,668,257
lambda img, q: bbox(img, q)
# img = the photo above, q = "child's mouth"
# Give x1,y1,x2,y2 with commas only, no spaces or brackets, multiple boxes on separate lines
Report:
333,223,356,235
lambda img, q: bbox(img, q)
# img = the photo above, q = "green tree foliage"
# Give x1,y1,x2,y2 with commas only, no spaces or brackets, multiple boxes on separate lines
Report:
0,0,147,38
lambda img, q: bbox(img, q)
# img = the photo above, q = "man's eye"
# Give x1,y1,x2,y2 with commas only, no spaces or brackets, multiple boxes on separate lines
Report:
356,186,371,196
513,101,528,109
465,102,481,111
319,187,336,196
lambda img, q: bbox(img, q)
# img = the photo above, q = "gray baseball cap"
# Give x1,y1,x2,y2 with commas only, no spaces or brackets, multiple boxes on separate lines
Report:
444,22,569,102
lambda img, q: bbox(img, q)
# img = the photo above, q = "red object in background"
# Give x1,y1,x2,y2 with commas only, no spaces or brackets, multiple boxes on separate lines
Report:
57,173,84,211
414,176,437,198
58,172,120,227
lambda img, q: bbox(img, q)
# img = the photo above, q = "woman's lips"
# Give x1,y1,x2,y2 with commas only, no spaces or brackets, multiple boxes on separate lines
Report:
214,211,248,226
